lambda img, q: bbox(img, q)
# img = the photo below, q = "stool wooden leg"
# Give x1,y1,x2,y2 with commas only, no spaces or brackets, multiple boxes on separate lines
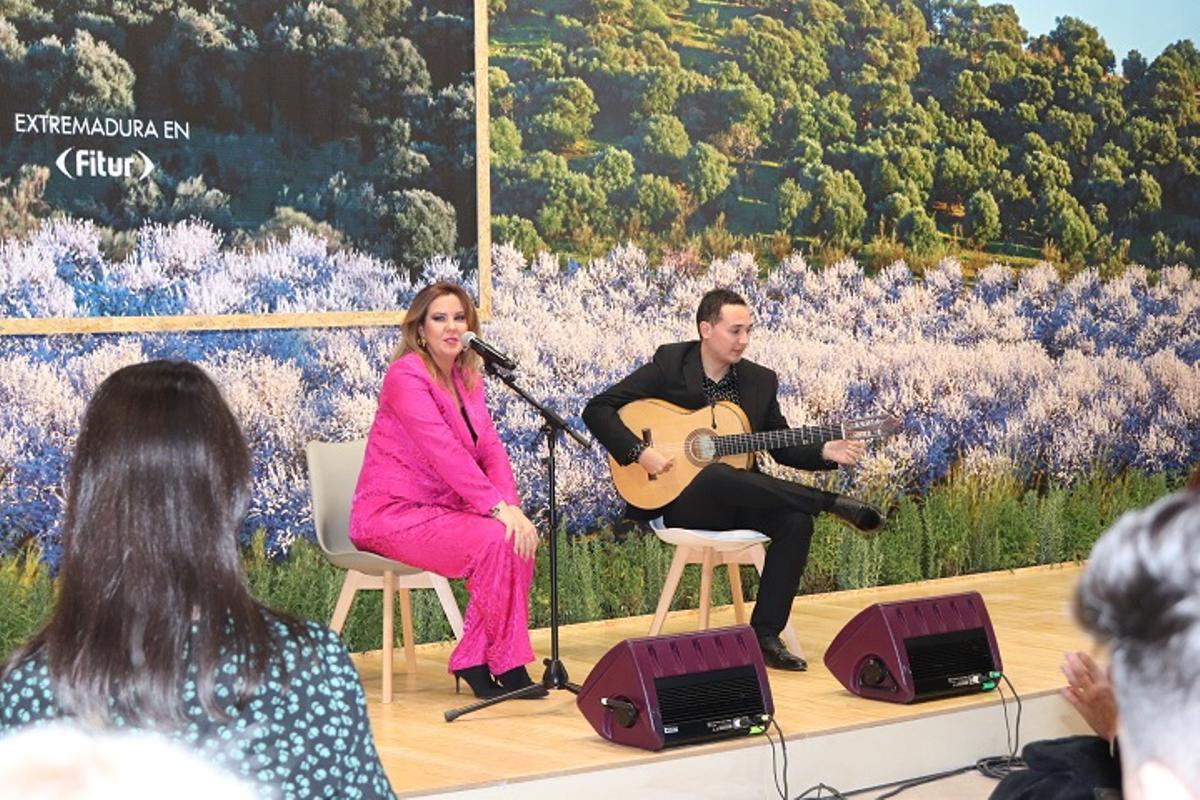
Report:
329,571,359,633
382,571,395,704
399,588,416,674
698,547,715,630
727,559,747,625
650,547,690,635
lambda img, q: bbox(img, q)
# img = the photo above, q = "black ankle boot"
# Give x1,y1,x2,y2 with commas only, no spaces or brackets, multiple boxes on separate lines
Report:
828,495,886,535
495,665,548,698
453,665,505,699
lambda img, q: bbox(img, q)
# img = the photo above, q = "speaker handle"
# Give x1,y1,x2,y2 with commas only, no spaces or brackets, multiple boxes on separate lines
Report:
600,696,640,728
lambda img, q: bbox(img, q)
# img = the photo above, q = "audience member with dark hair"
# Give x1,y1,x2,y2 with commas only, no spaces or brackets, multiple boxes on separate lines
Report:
1074,490,1200,799
0,361,395,799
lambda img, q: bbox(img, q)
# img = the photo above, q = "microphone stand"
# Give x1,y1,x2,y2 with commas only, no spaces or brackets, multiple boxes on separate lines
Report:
445,360,591,721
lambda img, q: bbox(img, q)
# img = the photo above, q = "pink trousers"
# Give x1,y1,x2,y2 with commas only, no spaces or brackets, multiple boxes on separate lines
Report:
351,504,535,675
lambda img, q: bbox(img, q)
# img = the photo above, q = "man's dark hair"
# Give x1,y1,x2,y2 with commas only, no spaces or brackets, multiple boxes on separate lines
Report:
1074,490,1200,790
696,289,747,332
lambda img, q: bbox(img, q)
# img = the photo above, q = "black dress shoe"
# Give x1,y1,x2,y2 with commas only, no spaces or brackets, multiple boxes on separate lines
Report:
757,635,807,671
828,495,885,536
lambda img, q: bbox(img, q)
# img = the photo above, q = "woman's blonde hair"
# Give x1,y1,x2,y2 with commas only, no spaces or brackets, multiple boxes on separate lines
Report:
394,282,483,388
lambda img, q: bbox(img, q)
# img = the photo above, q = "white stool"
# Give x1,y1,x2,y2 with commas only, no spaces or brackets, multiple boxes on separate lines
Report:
306,440,465,703
647,518,803,657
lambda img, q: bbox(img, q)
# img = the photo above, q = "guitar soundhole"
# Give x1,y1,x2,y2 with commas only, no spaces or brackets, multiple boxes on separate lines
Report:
685,431,717,466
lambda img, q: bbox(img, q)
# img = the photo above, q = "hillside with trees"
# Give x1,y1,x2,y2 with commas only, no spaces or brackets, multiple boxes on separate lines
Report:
489,0,1200,271
0,0,474,276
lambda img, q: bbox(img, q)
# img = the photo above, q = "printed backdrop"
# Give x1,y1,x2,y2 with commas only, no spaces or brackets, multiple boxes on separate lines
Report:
0,0,476,319
0,1,1198,567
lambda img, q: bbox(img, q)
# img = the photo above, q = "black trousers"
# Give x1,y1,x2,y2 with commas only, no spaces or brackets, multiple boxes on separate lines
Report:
661,463,834,639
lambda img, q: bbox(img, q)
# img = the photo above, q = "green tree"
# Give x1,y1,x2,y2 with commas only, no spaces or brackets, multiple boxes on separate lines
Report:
933,146,978,206
591,147,636,195
631,0,671,36
60,30,136,115
490,117,523,166
777,177,810,232
633,113,690,173
897,206,939,254
492,214,545,257
535,171,607,243
0,165,51,238
684,143,732,206
1124,169,1162,226
964,189,1001,246
632,174,680,232
1041,189,1097,261
375,189,458,277
582,0,633,26
522,78,598,151
798,165,866,248
147,8,250,125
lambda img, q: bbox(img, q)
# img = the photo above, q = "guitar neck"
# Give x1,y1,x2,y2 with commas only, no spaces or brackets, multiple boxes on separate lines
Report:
713,425,844,457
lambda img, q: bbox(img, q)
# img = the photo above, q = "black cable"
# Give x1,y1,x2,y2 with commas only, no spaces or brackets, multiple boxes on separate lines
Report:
794,783,849,799
765,716,789,800
841,764,977,799
977,673,1026,779
831,673,1028,799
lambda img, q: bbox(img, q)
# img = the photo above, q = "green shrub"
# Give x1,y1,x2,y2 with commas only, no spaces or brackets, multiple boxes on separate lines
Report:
0,471,1183,663
880,496,923,584
0,545,53,660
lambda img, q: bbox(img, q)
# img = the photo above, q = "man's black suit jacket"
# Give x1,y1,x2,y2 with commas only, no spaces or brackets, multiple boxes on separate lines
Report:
583,341,835,518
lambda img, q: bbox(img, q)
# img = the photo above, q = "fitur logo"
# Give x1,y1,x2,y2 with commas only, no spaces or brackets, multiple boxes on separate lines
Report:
55,147,155,181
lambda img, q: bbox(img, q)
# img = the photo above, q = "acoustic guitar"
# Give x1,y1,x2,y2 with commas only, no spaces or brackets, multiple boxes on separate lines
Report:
607,398,900,509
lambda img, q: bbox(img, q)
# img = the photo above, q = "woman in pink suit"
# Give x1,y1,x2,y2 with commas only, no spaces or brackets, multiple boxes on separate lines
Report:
349,282,545,699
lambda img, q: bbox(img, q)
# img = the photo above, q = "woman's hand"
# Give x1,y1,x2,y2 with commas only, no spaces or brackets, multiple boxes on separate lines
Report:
494,503,540,559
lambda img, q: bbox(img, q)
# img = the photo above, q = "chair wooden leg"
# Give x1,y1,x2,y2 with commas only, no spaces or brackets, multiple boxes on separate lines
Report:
727,559,747,625
431,577,464,640
649,547,690,636
698,547,715,630
399,588,416,674
382,571,395,704
748,545,803,656
329,572,358,633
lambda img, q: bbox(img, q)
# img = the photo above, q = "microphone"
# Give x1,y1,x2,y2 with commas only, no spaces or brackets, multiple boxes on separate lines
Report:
462,331,518,371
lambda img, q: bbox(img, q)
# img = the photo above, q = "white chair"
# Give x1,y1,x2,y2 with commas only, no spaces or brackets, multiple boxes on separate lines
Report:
647,518,803,657
306,439,465,703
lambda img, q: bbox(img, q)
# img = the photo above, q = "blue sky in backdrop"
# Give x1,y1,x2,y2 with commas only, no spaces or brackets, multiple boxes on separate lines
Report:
992,1,1199,67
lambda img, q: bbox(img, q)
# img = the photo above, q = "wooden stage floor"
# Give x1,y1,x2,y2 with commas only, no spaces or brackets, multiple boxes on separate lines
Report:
353,564,1092,798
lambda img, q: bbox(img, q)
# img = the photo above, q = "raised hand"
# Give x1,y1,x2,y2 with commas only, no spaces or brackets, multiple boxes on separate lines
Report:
1060,650,1118,743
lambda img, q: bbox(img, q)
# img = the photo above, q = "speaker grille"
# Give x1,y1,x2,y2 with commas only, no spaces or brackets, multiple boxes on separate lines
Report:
654,665,764,726
903,627,997,699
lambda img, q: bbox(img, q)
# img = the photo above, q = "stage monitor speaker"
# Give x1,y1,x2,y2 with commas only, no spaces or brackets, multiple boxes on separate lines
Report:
823,591,1003,704
576,625,773,751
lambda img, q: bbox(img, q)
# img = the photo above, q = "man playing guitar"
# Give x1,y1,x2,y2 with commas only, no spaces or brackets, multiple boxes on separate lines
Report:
583,289,885,671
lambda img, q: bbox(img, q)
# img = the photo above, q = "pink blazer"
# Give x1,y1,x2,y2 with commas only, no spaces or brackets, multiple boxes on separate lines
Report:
350,352,521,536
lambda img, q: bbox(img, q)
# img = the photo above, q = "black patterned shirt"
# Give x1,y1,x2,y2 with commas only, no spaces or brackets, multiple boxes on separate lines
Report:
0,619,396,799
627,365,742,463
